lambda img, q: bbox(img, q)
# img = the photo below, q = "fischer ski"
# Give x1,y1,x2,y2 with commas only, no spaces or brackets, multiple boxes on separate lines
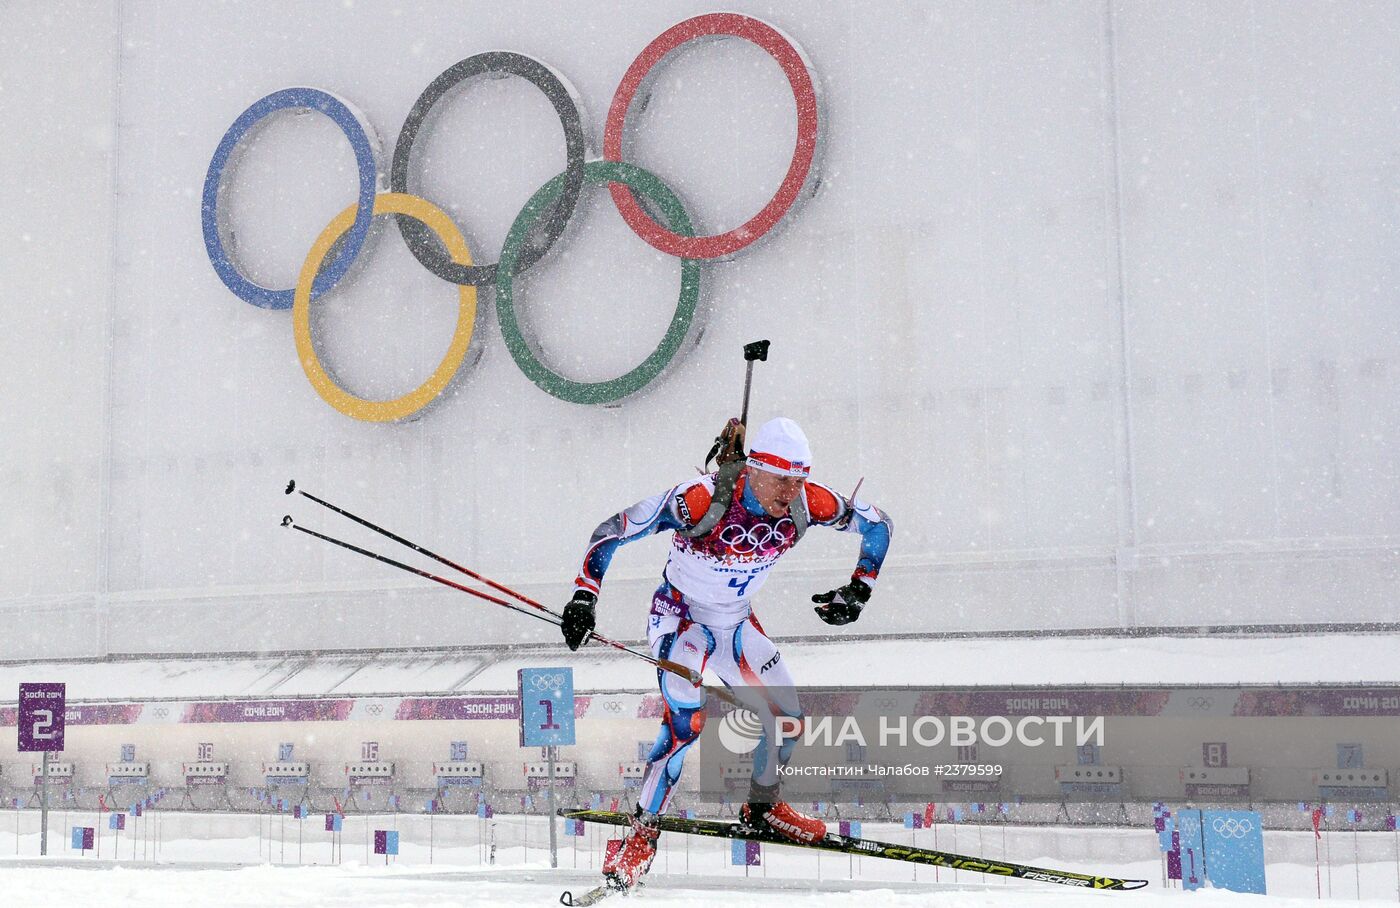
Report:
557,808,1148,897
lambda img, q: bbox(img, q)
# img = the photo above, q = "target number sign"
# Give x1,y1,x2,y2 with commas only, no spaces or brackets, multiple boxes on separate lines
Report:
18,683,65,753
518,668,575,747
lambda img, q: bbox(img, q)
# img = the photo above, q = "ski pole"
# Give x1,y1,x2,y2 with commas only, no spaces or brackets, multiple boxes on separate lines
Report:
288,480,559,620
282,516,563,633
280,513,709,689
284,481,696,678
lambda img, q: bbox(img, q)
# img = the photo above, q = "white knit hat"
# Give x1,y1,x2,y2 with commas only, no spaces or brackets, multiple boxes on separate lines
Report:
746,417,812,477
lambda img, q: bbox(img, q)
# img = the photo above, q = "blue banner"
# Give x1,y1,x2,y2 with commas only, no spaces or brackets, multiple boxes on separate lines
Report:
1202,810,1266,895
518,667,576,747
1176,809,1205,891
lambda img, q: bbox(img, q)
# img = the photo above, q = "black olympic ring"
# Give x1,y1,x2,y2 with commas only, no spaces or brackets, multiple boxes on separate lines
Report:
391,51,588,286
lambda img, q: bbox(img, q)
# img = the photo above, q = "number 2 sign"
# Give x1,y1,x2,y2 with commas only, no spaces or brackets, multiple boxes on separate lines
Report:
517,668,575,747
18,683,66,753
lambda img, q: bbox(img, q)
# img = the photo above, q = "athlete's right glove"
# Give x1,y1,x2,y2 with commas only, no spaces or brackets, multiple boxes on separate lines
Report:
561,590,597,651
811,578,871,626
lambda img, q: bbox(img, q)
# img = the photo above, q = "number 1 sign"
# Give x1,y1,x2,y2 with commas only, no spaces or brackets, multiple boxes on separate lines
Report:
518,668,575,747
18,683,65,752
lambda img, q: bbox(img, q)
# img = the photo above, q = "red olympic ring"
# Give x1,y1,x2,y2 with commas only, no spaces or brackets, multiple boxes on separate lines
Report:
604,12,821,260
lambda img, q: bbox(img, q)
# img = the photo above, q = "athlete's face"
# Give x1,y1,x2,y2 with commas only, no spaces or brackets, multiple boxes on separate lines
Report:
748,468,805,518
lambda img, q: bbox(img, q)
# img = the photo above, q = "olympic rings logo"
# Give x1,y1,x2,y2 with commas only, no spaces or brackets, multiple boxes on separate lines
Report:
718,518,796,555
1211,817,1254,839
528,672,567,692
201,13,823,421
1189,697,1213,710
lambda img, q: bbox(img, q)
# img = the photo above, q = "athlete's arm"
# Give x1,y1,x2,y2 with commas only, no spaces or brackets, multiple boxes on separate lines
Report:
572,477,712,596
804,481,893,590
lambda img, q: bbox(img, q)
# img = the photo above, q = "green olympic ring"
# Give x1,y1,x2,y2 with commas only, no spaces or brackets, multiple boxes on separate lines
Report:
496,160,702,405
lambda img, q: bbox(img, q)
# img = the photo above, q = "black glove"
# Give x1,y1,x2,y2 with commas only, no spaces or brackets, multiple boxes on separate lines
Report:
561,590,597,651
812,578,871,626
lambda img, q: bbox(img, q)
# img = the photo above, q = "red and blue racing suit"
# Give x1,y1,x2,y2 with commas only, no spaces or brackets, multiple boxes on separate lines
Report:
573,468,892,814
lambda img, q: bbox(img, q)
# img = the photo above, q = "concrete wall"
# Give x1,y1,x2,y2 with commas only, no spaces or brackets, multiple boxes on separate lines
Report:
2,1,1399,660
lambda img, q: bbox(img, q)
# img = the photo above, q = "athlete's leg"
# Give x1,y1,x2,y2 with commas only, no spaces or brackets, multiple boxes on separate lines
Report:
635,616,716,816
706,612,824,842
706,611,802,792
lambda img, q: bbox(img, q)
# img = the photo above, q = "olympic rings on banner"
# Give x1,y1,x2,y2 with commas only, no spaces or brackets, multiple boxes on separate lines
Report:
203,87,382,311
390,51,588,286
529,673,566,692
293,193,478,422
496,160,700,405
604,12,822,260
1210,817,1253,838
203,13,823,419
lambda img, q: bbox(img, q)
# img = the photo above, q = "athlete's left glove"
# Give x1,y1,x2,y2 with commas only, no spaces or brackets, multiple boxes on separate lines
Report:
812,578,871,626
561,590,597,651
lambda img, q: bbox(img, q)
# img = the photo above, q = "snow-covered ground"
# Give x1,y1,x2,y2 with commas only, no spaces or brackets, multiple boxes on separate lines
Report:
6,862,1397,908
3,811,1400,905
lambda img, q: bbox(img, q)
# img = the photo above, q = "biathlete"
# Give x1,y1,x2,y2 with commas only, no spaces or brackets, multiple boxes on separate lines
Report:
559,417,893,892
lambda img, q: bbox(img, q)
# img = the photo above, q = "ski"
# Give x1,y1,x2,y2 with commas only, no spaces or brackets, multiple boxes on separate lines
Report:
557,808,1148,896
558,876,649,906
557,881,620,906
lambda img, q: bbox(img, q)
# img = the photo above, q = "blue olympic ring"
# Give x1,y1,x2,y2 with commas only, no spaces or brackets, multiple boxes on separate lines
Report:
201,87,381,311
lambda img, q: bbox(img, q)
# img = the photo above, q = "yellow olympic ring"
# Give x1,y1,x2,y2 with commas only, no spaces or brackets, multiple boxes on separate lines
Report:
292,193,477,422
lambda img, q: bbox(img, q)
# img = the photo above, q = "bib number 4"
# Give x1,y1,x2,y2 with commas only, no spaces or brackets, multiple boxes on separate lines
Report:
728,572,759,598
